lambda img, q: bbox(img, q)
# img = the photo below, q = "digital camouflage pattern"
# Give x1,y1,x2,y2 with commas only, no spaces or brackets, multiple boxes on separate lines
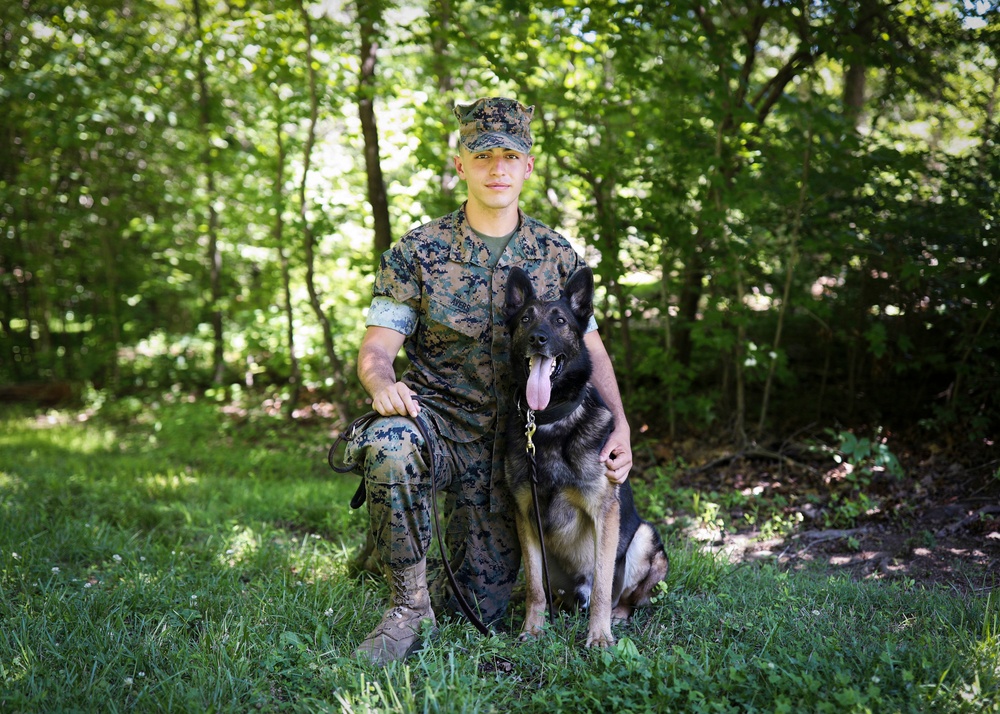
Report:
345,415,520,623
352,203,588,622
454,97,534,154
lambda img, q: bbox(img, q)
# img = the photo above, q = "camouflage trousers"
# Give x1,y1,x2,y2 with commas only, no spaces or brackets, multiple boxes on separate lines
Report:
346,415,520,624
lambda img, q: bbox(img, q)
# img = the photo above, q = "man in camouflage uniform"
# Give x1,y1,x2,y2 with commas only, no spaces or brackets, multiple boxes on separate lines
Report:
350,97,632,665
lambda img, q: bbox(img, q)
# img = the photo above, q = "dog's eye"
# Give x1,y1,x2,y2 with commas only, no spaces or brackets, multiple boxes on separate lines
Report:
556,316,566,325
521,315,530,323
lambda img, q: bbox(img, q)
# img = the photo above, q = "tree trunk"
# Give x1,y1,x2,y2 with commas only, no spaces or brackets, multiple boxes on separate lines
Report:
674,235,705,369
757,123,812,435
192,0,224,385
297,0,346,392
99,231,122,389
429,0,457,198
271,109,300,419
843,61,866,125
843,0,878,126
659,271,677,440
358,0,392,263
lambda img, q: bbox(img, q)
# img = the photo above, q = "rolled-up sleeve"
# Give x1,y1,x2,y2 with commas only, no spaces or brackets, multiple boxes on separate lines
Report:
366,296,418,336
367,240,421,336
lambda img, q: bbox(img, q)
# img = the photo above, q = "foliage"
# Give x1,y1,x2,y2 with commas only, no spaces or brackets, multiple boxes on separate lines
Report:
1,408,998,712
1,0,998,441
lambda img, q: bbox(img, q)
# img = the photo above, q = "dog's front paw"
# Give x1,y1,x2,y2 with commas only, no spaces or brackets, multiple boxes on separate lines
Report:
585,629,615,648
518,628,543,642
518,616,546,642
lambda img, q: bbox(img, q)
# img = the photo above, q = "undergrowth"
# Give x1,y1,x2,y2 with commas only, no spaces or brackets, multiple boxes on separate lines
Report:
1,402,997,712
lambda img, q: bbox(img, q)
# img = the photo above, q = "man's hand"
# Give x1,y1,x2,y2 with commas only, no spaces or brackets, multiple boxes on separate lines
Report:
371,381,420,418
358,326,419,417
600,422,632,484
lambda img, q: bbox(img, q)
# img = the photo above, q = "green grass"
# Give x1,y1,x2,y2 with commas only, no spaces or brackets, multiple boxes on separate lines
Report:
1,402,997,713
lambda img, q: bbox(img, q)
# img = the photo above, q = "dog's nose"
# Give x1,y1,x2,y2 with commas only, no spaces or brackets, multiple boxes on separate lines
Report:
528,332,548,347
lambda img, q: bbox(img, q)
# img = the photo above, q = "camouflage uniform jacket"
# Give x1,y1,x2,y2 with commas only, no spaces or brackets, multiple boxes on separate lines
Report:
366,203,588,507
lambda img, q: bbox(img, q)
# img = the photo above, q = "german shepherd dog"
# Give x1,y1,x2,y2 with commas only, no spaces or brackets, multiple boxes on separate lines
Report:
503,266,669,647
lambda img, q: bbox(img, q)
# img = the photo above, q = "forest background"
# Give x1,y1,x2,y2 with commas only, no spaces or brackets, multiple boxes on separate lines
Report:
2,1,998,457
3,4,1000,709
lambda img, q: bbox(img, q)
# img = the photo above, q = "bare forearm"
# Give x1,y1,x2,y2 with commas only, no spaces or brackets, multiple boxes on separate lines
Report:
358,326,419,417
586,332,629,432
358,342,399,399
585,331,632,483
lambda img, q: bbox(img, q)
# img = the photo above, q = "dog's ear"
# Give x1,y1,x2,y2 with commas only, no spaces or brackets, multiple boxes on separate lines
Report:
564,267,595,326
504,267,535,324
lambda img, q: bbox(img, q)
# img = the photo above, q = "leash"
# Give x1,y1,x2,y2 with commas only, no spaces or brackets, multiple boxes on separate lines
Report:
328,400,491,636
328,411,379,508
524,408,557,625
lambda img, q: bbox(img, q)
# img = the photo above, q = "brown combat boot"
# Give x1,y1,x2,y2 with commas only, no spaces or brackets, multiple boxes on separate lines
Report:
355,558,436,665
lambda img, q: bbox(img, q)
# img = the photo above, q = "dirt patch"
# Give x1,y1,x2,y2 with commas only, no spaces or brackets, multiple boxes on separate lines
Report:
654,431,1000,593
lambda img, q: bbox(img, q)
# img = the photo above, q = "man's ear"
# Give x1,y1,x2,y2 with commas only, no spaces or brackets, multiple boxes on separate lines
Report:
564,267,594,327
504,267,535,324
454,153,466,180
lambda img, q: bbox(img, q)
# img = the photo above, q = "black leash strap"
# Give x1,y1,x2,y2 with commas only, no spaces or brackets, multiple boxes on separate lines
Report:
328,400,490,636
524,409,557,625
328,411,379,508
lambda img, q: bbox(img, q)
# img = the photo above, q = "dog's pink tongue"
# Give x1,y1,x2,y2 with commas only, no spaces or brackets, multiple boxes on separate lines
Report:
526,355,553,411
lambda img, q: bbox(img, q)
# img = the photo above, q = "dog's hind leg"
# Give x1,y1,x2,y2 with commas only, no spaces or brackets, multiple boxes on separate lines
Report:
585,495,620,648
613,524,669,622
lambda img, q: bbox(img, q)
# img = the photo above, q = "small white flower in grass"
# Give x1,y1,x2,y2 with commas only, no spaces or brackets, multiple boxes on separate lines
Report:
324,608,335,617
140,556,146,562
124,677,134,686
12,552,20,560
113,554,122,563
84,582,92,588
52,566,60,573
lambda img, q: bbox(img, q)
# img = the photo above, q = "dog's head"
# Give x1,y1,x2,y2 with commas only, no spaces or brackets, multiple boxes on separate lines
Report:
504,266,595,411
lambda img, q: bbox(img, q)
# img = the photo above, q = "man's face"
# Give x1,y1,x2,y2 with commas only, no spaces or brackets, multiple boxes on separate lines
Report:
454,146,535,215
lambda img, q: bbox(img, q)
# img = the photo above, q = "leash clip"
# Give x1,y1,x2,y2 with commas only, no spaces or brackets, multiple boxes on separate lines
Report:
524,408,537,456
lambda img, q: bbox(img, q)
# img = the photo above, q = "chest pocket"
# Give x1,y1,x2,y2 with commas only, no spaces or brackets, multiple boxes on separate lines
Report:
426,293,484,340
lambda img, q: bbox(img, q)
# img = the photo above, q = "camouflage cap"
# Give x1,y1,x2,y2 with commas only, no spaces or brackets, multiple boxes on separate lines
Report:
454,97,534,154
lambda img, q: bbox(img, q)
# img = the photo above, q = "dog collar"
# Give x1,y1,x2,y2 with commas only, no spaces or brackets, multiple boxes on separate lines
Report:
518,392,586,425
